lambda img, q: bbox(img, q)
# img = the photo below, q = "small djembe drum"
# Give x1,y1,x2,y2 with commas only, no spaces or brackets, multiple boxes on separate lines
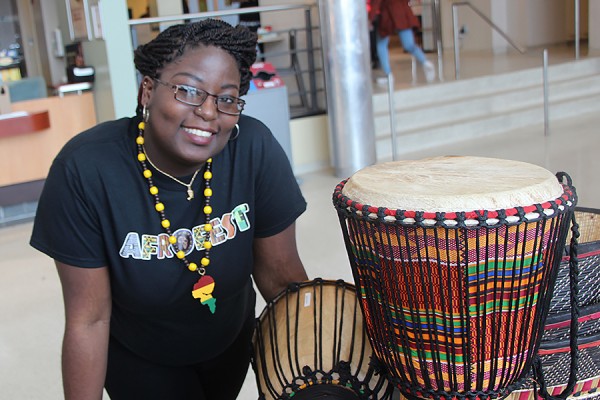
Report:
507,207,600,400
332,156,579,400
251,279,393,399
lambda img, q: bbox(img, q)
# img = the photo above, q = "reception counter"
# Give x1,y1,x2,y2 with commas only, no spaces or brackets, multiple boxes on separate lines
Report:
0,92,96,188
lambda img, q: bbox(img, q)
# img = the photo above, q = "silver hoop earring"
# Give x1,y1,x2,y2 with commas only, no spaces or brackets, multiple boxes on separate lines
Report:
229,124,240,141
142,105,150,122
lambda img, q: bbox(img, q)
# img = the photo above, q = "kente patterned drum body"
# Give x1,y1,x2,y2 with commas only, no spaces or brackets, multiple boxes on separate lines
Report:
333,157,578,400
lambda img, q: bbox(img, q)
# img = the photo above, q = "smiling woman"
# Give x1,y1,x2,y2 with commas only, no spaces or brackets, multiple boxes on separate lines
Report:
29,18,308,400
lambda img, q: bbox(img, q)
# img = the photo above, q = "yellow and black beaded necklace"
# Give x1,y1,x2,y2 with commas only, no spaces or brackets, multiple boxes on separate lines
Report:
135,120,217,313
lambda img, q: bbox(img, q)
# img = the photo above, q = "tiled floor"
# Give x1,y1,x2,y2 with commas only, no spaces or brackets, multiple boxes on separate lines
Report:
1,45,599,399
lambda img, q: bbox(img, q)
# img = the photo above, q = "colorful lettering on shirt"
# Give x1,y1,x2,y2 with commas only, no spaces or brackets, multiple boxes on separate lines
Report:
221,213,236,239
232,204,250,231
119,232,142,259
141,235,158,260
157,233,174,259
119,203,251,261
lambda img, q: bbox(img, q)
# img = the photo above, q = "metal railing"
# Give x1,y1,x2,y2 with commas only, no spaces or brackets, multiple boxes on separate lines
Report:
451,2,527,81
127,2,324,119
450,1,557,136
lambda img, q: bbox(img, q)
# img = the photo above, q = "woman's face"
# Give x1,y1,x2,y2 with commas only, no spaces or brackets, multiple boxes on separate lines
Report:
141,45,241,176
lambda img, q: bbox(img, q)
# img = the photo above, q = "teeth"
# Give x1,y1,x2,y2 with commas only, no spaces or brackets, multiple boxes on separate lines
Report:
184,127,212,138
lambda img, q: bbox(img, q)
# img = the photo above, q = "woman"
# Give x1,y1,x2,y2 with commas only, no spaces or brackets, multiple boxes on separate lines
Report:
369,0,435,84
30,19,308,400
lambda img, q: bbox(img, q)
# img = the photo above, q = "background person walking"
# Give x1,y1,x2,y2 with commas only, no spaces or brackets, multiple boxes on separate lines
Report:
369,0,436,85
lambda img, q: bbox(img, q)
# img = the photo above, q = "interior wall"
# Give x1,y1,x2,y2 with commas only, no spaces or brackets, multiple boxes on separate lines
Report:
15,0,42,79
440,0,493,52
441,0,577,53
590,0,600,50
490,0,510,53
525,0,567,47
36,1,66,87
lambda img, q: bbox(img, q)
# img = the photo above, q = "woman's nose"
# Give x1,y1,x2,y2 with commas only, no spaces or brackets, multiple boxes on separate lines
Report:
193,99,218,119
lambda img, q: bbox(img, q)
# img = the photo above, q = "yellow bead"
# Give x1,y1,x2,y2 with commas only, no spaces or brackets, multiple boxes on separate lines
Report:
204,171,212,180
201,257,210,267
143,169,152,178
138,153,146,162
161,219,170,228
155,203,164,212
169,236,177,244
176,250,185,259
150,186,158,195
203,205,212,215
204,188,212,197
136,136,145,145
138,121,145,130
188,263,198,272
203,241,212,250
204,223,212,232
207,158,212,163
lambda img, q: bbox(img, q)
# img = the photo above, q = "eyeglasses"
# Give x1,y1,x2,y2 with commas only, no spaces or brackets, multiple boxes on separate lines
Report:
154,78,245,115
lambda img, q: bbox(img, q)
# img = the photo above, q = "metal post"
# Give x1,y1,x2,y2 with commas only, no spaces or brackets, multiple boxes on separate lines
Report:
411,57,417,84
433,0,444,81
318,0,376,177
452,4,461,80
575,0,581,59
543,49,550,137
387,73,398,161
304,8,318,112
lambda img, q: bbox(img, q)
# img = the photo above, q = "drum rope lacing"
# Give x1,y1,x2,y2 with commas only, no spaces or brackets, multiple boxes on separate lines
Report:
532,176,581,400
251,279,394,399
333,180,575,229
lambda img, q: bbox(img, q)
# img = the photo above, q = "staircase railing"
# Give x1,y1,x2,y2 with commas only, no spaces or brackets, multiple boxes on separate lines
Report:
450,2,564,137
451,2,526,80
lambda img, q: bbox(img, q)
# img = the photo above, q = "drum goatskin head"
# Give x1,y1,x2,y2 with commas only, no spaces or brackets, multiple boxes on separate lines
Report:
342,156,564,213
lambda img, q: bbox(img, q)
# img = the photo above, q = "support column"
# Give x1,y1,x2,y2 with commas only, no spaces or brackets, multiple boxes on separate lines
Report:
318,0,376,178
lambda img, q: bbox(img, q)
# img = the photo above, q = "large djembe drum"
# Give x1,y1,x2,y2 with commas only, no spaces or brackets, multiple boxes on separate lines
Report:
333,156,579,400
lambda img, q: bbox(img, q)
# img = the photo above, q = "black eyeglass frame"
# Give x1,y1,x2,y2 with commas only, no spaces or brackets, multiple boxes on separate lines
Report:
153,78,245,116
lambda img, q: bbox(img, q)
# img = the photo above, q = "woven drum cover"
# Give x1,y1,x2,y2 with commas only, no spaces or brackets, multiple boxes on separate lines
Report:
346,217,553,392
506,209,600,400
335,156,577,399
551,210,600,315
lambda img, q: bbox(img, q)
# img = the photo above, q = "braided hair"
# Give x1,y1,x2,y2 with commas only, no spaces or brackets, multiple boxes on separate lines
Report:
134,19,257,112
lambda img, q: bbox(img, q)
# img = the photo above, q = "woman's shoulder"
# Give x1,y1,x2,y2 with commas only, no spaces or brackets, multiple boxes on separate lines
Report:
56,117,136,162
238,113,269,132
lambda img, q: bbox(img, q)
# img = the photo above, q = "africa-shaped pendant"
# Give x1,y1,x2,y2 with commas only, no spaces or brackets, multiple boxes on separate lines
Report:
192,275,216,313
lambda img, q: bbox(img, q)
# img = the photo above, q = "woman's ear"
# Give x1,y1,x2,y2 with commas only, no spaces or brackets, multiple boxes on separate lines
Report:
140,76,154,106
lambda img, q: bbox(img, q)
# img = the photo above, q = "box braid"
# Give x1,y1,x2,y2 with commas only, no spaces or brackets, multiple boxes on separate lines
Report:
134,18,257,115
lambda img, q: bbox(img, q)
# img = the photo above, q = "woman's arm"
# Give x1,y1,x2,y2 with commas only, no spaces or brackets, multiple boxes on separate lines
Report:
252,223,308,302
56,262,112,400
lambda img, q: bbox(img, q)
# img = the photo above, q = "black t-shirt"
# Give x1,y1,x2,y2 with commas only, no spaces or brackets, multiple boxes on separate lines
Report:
30,115,306,365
